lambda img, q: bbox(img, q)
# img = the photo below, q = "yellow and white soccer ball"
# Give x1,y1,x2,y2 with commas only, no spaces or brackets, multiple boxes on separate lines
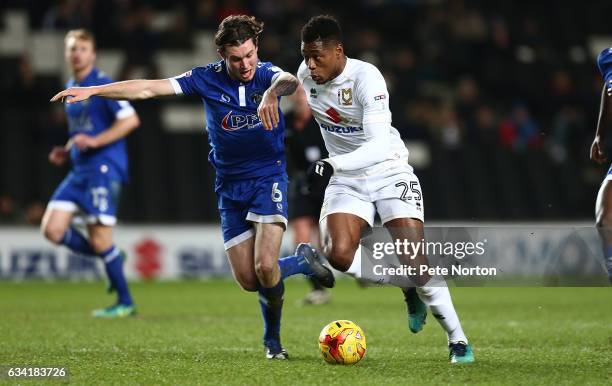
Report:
318,320,366,365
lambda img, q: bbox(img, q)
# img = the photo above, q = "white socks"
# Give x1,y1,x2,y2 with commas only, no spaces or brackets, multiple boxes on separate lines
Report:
345,245,363,278
345,246,394,285
417,280,467,344
345,248,469,344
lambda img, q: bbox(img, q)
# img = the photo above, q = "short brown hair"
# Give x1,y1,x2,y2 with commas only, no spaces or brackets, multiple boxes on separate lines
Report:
214,15,263,52
65,29,96,50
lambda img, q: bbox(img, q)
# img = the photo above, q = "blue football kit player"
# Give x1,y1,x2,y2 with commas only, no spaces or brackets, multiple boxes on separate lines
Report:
590,47,612,284
42,30,140,317
51,16,335,358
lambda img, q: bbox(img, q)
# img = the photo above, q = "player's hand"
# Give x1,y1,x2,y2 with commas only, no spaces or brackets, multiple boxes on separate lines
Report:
307,160,334,196
48,146,69,166
590,136,608,164
50,87,94,104
72,134,99,151
257,90,280,130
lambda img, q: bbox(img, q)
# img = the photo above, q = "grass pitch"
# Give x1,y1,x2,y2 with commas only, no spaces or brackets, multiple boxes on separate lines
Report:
0,280,610,385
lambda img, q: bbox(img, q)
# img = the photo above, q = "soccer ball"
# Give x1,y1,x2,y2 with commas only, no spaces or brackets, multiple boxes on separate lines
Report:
318,320,366,364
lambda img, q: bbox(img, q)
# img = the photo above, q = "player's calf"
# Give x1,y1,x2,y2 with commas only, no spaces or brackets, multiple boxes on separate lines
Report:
323,238,358,272
232,271,259,292
43,222,96,257
257,280,285,359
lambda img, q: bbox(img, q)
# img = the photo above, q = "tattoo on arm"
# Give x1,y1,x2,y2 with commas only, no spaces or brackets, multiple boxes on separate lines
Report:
269,73,298,96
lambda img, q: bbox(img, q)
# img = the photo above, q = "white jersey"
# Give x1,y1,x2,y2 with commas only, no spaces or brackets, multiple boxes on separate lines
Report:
297,57,410,177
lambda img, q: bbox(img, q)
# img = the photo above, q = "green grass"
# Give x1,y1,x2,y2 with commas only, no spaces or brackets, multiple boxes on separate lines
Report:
0,280,610,385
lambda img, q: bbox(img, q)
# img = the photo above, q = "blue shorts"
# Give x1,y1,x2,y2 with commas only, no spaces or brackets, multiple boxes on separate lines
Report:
216,173,288,250
48,170,122,226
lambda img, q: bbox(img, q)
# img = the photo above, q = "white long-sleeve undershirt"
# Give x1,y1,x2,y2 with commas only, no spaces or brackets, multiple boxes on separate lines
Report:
326,120,392,172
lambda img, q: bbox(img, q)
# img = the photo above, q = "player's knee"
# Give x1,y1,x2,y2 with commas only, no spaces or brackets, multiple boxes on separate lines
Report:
254,258,277,280
327,239,357,272
42,223,66,244
89,234,112,254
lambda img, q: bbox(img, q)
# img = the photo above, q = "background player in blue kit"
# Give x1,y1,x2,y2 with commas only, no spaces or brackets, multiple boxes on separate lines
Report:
590,47,612,284
42,29,140,317
51,15,335,359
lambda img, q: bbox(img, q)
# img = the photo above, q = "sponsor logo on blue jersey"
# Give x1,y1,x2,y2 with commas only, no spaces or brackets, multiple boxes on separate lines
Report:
320,123,363,134
221,110,262,131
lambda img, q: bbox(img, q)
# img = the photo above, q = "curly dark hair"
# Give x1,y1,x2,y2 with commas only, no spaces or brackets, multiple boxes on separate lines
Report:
214,15,264,52
301,15,343,44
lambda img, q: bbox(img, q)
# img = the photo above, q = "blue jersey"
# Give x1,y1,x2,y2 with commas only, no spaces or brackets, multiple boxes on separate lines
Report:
65,67,135,182
170,60,286,180
597,47,612,85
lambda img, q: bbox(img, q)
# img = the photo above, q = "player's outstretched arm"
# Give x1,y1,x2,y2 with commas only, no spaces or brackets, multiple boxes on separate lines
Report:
591,84,612,164
50,79,176,104
258,72,299,130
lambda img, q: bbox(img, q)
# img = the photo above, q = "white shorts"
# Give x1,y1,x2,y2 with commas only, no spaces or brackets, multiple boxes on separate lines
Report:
320,166,424,226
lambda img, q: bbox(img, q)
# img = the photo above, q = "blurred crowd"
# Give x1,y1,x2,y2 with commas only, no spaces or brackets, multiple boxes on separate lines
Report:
1,0,611,222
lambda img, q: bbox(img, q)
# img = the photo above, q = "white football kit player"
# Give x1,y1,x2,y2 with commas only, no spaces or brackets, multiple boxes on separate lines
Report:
299,55,471,357
297,57,424,225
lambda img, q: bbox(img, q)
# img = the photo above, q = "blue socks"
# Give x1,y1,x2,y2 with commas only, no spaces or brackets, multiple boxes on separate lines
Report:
258,252,312,348
60,227,95,256
257,253,313,347
100,246,133,306
257,280,284,349
60,229,134,304
278,254,312,279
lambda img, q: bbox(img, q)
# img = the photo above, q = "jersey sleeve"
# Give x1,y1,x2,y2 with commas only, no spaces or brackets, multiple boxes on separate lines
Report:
597,48,612,85
257,62,284,88
106,99,136,120
355,64,392,125
169,67,204,96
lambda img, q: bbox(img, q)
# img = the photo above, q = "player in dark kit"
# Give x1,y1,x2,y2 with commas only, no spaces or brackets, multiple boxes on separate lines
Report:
590,47,612,284
42,29,140,318
286,93,332,305
51,15,334,359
